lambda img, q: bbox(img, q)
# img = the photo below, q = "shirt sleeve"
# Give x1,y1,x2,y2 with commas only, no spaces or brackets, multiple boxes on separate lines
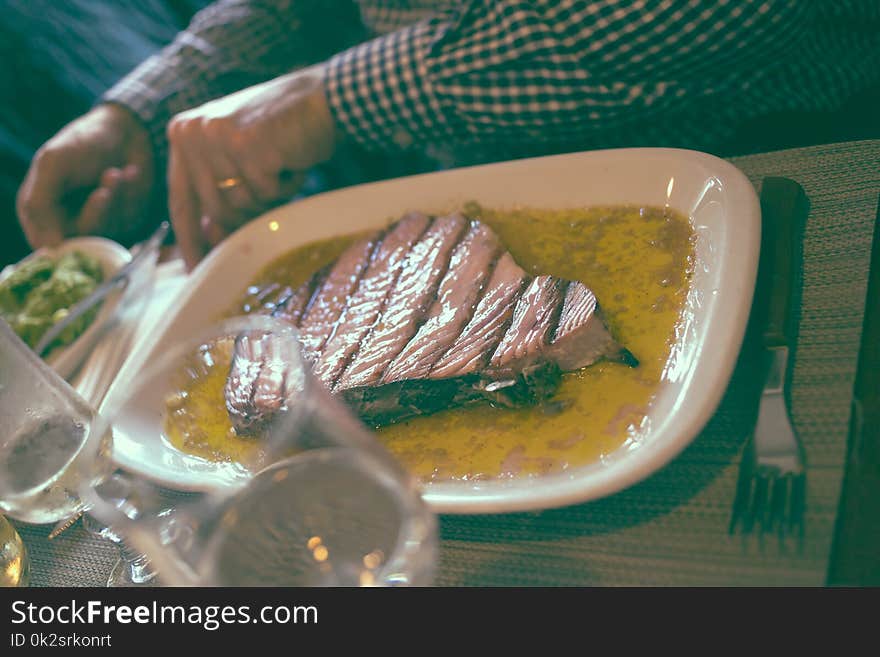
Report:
103,0,365,190
324,0,811,155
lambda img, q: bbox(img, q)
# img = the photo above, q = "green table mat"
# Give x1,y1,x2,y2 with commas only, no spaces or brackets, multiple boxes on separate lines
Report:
15,140,879,587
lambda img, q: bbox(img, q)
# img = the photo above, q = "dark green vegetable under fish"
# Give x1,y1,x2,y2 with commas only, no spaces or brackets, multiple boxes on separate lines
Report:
0,250,104,352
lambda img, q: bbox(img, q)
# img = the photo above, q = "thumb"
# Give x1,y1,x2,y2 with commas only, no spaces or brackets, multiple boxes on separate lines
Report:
74,186,113,236
16,152,70,248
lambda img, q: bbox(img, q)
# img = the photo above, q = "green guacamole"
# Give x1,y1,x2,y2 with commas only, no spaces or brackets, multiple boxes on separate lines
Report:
0,250,104,352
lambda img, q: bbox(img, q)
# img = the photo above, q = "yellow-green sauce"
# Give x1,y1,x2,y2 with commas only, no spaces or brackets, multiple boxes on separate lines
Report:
164,338,266,466
164,204,695,482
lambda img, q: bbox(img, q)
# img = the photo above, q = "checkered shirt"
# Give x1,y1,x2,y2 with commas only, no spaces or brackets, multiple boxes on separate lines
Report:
104,0,880,171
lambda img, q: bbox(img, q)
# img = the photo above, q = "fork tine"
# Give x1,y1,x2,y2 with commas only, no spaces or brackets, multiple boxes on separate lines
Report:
758,472,779,534
745,473,769,535
728,440,756,534
767,473,788,535
789,473,807,536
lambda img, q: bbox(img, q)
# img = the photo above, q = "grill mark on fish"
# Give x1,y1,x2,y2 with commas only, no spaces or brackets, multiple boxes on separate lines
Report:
430,252,529,379
273,267,328,327
555,281,597,341
335,213,469,390
296,265,331,327
315,212,431,389
297,233,380,362
382,221,502,383
489,276,567,370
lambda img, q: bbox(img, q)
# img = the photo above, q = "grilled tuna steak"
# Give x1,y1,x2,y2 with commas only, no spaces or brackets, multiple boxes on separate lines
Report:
225,212,637,431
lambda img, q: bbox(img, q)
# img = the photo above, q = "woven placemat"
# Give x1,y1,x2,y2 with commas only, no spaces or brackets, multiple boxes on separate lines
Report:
434,141,878,586
14,140,879,587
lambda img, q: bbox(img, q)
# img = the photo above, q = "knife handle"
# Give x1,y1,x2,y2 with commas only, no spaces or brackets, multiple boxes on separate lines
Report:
759,177,809,348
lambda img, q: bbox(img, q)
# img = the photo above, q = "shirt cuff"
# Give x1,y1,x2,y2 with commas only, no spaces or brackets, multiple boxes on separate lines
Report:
324,21,461,153
102,53,185,185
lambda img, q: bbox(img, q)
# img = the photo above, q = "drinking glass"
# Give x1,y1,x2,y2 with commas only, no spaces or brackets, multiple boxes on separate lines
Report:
1,239,169,586
0,320,112,524
81,315,437,586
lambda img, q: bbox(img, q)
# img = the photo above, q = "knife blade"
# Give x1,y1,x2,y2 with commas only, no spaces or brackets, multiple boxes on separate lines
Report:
35,221,170,357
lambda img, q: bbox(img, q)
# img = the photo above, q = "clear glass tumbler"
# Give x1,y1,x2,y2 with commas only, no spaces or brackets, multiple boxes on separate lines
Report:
82,315,437,586
0,320,112,524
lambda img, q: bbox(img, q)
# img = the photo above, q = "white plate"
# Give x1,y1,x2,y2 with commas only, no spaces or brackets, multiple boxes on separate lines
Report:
106,147,760,513
1,237,131,380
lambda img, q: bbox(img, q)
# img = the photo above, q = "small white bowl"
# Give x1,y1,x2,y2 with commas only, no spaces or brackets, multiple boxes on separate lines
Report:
1,237,131,380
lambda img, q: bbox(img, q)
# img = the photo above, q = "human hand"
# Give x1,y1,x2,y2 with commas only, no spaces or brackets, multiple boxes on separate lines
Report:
16,104,155,248
166,65,340,270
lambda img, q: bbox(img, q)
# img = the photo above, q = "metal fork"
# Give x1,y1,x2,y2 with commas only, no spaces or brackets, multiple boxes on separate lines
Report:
729,177,809,543
728,348,807,539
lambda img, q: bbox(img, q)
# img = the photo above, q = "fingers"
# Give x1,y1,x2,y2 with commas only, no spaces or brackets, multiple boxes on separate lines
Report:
201,214,230,246
167,141,207,271
102,165,141,191
168,117,291,257
188,128,260,238
75,187,113,235
201,169,302,248
169,116,257,256
165,91,317,266
16,148,70,248
236,149,286,203
202,143,258,218
74,166,135,235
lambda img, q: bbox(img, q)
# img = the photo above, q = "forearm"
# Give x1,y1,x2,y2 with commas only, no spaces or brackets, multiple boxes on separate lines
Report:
325,0,812,156
103,0,365,199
